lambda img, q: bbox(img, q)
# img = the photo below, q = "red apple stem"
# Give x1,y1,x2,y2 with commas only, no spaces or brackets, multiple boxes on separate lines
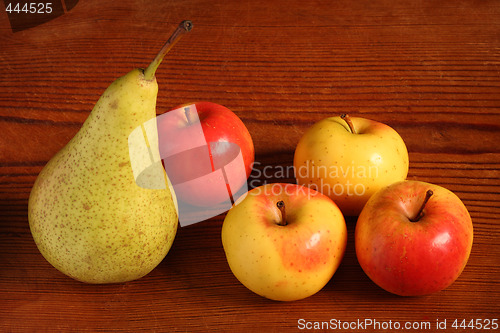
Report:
184,107,194,124
410,190,434,222
340,114,356,134
276,201,287,226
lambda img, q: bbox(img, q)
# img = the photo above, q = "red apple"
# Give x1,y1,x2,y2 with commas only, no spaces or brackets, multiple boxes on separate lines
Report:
355,180,473,296
157,102,254,210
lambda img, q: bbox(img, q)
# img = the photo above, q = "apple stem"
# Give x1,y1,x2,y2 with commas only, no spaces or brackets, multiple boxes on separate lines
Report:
184,107,193,124
143,20,193,81
276,201,287,226
410,190,434,222
340,114,356,134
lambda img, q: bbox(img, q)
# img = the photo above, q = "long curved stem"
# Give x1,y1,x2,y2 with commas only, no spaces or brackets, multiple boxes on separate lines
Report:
144,20,193,81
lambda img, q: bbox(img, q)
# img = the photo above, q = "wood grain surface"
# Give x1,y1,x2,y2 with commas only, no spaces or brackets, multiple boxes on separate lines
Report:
1,0,499,332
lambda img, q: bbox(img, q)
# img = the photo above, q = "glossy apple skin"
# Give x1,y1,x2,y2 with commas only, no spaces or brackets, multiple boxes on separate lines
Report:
294,116,409,216
157,101,254,207
221,183,347,301
355,180,473,296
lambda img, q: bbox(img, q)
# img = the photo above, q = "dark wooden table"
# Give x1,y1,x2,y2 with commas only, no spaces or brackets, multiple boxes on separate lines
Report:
1,0,499,332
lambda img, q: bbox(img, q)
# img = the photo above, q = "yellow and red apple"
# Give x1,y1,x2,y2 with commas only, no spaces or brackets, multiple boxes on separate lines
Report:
294,114,409,216
355,180,474,296
221,183,347,301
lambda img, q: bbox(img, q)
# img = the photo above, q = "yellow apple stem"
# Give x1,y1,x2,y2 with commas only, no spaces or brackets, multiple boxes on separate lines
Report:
410,190,433,222
143,20,193,81
276,201,287,226
340,114,356,134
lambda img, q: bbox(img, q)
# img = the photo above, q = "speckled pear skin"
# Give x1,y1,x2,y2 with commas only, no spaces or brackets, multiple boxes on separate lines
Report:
28,68,178,283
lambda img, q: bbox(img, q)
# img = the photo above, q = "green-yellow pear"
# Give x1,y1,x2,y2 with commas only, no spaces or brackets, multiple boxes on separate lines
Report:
28,21,193,283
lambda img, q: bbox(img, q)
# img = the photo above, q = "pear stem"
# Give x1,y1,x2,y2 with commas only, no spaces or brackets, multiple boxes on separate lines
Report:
340,114,356,134
276,201,287,226
144,20,193,81
410,190,433,222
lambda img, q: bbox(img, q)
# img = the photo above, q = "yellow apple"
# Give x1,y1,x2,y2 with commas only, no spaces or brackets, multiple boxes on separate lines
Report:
294,114,409,216
221,183,347,301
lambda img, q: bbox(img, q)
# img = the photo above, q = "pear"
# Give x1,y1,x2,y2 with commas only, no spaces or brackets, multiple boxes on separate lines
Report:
28,21,193,283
